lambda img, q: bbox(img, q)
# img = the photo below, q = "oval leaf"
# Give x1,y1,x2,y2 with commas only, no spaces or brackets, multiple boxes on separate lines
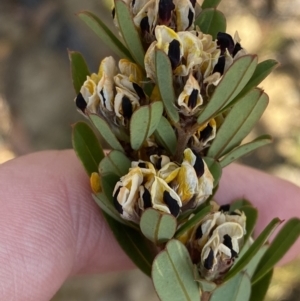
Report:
155,49,180,124
72,121,104,176
197,55,258,125
201,0,222,9
68,50,90,94
210,272,251,301
152,239,200,301
78,11,133,61
208,89,268,158
114,0,145,67
140,209,177,244
220,135,272,167
195,9,226,39
252,218,300,284
154,116,177,156
89,114,124,152
104,212,156,276
224,218,281,282
130,102,163,150
99,150,131,177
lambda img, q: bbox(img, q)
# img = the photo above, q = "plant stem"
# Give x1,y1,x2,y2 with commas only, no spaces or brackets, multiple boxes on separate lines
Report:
173,127,192,162
201,292,212,301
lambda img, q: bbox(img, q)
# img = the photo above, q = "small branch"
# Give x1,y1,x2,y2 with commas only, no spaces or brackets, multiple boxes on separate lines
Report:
201,292,212,301
173,127,192,162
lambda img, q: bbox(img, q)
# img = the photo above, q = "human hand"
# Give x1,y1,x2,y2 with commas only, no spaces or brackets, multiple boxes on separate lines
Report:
1,150,299,301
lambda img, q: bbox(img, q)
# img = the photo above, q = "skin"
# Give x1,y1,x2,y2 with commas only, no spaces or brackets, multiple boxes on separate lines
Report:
0,150,299,301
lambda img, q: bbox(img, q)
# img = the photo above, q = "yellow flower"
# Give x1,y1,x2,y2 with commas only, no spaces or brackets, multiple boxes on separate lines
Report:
173,0,195,31
114,87,140,126
151,176,182,216
186,208,246,281
145,25,183,80
177,73,203,116
158,148,214,208
191,118,217,149
113,167,144,222
97,56,118,112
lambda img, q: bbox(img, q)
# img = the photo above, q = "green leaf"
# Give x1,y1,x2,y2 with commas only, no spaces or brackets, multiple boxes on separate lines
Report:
92,193,130,226
220,135,272,167
99,150,131,177
244,245,268,278
197,55,257,125
103,212,156,276
210,272,251,301
101,173,120,202
241,206,258,245
154,116,177,156
252,218,300,284
203,157,222,188
152,239,200,301
130,102,163,150
155,49,180,124
201,0,222,9
249,269,273,301
223,218,281,282
140,209,177,244
232,59,279,102
72,121,104,176
175,205,211,239
197,279,217,293
89,114,125,152
114,0,145,67
78,11,133,61
230,199,252,211
68,50,90,95
208,89,268,159
195,9,226,39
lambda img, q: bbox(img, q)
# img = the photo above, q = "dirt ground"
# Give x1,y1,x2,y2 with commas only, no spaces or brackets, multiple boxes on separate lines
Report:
0,0,299,300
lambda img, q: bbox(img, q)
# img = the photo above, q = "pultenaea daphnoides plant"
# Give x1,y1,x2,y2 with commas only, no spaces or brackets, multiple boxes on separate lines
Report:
69,1,300,300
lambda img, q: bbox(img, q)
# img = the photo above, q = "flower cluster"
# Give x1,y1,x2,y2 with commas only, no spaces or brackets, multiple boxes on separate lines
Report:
75,57,148,127
113,148,214,223
182,203,246,281
114,0,202,44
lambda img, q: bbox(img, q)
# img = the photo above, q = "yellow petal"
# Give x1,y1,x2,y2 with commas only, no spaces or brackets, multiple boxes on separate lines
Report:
90,172,102,193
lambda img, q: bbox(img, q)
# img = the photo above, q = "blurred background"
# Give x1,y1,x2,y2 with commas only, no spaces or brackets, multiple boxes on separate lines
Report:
0,0,299,300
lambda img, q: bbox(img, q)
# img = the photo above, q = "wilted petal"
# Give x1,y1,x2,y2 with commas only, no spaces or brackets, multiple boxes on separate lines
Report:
174,0,195,31
156,25,183,69
176,161,199,204
158,0,175,25
175,31,202,76
113,167,144,222
114,87,140,125
177,73,203,115
119,59,144,83
79,76,99,114
195,161,214,205
150,154,171,169
144,41,157,80
151,176,182,216
157,161,180,183
192,119,216,148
